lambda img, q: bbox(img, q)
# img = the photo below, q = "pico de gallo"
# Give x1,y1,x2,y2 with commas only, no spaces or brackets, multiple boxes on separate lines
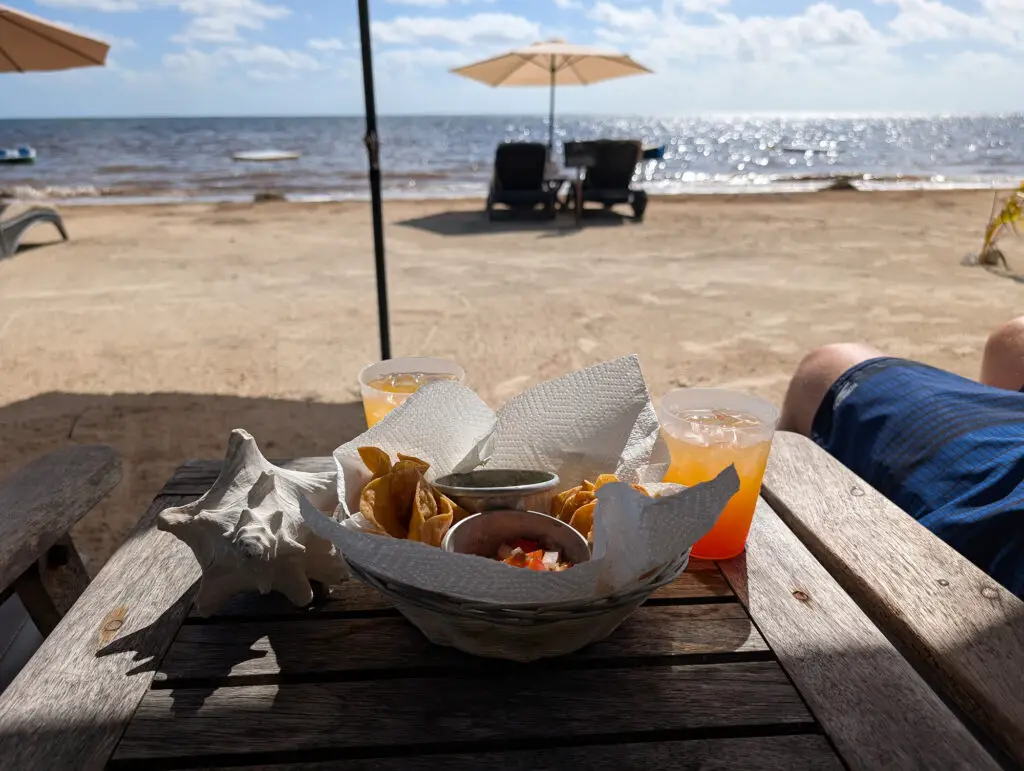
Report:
496,538,573,572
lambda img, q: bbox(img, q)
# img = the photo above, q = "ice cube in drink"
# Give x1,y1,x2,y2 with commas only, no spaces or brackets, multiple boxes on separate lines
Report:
358,358,466,428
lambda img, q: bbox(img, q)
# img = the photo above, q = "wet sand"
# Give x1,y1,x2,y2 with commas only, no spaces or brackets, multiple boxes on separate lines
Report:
1,190,1019,570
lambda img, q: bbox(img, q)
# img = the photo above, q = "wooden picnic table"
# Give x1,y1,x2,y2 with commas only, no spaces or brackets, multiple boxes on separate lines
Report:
1,432,1022,770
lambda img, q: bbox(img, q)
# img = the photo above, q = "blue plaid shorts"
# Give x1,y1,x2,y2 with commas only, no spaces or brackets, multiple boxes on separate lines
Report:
812,357,1024,597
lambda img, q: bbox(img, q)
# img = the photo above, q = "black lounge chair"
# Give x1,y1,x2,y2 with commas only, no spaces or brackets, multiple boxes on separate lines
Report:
0,202,68,258
568,140,648,221
486,142,558,221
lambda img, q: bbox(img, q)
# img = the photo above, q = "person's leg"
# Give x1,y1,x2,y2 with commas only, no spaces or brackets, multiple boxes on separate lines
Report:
779,349,1024,596
779,343,884,436
981,316,1024,391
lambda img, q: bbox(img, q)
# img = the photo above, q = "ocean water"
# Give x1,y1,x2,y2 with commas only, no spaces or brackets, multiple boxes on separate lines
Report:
0,114,1022,204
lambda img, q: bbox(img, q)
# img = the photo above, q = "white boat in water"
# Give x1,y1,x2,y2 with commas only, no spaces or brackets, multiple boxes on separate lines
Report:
0,146,36,164
781,145,829,155
232,150,300,162
778,141,839,155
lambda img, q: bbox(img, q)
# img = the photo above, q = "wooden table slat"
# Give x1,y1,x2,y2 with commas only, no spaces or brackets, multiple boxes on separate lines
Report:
115,661,813,762
717,498,1000,770
159,604,767,681
186,734,844,771
0,494,201,771
762,431,1024,767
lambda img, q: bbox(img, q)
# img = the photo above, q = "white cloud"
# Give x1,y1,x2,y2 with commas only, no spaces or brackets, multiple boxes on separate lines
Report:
307,38,347,51
588,2,658,34
162,47,219,74
38,0,140,9
224,44,320,70
876,0,1007,43
39,0,291,45
372,12,540,46
171,0,290,43
57,20,137,48
163,43,321,81
591,1,885,65
246,69,288,81
387,0,450,6
377,46,474,69
383,0,500,5
553,0,583,9
680,0,730,11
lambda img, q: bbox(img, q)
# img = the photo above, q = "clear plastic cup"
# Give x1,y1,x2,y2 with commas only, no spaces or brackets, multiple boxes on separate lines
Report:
358,357,466,428
659,388,779,560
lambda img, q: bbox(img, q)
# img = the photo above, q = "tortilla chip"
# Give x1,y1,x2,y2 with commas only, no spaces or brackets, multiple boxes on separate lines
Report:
408,478,438,544
569,500,596,541
436,493,471,524
435,493,452,516
420,512,453,548
560,489,596,522
581,479,595,492
550,487,577,519
397,453,430,472
595,474,619,490
360,475,409,538
388,461,424,533
358,446,392,480
632,484,650,497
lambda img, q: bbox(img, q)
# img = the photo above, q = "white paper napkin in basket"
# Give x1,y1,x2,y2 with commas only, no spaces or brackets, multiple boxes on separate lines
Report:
302,355,739,605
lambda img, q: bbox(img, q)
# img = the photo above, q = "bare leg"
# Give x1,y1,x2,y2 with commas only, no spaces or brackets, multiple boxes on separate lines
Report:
779,343,884,437
980,316,1024,391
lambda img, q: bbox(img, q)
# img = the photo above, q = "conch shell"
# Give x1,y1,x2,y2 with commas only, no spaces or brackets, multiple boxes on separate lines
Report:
157,429,345,616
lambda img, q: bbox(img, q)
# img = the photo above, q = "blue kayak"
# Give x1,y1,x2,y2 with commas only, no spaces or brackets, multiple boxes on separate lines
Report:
0,146,36,164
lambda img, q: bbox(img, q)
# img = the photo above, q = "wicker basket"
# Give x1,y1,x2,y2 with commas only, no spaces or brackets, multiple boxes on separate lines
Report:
344,550,691,662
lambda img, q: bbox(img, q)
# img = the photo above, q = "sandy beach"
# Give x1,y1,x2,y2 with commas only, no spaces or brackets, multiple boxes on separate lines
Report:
1,190,1020,571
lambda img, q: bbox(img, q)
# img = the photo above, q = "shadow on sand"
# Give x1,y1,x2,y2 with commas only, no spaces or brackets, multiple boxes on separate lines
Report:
397,207,635,238
0,391,369,572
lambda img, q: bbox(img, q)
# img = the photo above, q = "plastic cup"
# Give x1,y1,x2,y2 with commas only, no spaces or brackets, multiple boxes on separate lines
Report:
659,388,779,560
358,357,466,428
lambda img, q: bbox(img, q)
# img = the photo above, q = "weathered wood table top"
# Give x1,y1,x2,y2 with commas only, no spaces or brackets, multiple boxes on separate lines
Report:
1,432,1021,770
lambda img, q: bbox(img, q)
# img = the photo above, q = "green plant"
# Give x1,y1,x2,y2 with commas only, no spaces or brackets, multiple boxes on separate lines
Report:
979,182,1024,267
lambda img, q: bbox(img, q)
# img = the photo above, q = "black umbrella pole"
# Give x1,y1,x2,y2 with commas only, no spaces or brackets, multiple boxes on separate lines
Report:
358,0,391,361
548,56,556,152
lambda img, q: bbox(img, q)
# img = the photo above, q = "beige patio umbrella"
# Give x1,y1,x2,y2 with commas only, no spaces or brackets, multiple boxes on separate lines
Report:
0,4,109,72
451,39,652,150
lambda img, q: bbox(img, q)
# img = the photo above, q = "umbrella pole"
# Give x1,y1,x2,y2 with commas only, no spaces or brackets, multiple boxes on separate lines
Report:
358,0,391,361
548,56,556,155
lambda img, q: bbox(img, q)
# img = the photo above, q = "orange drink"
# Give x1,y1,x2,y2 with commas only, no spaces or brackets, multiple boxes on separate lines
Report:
359,357,465,428
659,389,779,560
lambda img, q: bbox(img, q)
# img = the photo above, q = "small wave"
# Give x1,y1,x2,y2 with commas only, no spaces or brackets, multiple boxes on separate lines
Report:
400,171,451,181
779,172,936,184
96,164,175,175
4,171,1020,207
338,170,453,182
0,184,107,199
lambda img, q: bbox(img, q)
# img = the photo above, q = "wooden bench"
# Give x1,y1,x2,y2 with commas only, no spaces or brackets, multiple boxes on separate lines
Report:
762,431,1024,767
0,445,121,637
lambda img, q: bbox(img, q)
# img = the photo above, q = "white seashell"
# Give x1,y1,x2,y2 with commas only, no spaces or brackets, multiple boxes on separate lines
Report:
157,428,346,616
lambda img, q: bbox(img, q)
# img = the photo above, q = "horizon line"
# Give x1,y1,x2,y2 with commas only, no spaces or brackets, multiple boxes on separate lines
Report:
1,110,1023,121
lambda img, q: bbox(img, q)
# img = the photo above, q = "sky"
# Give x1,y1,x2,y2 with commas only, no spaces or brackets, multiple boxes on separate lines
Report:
1,0,1022,117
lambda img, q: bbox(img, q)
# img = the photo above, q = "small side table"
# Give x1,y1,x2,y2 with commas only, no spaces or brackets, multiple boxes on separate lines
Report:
563,143,597,227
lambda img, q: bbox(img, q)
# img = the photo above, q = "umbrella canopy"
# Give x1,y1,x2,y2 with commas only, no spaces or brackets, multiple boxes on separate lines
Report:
0,4,108,72
451,40,651,148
